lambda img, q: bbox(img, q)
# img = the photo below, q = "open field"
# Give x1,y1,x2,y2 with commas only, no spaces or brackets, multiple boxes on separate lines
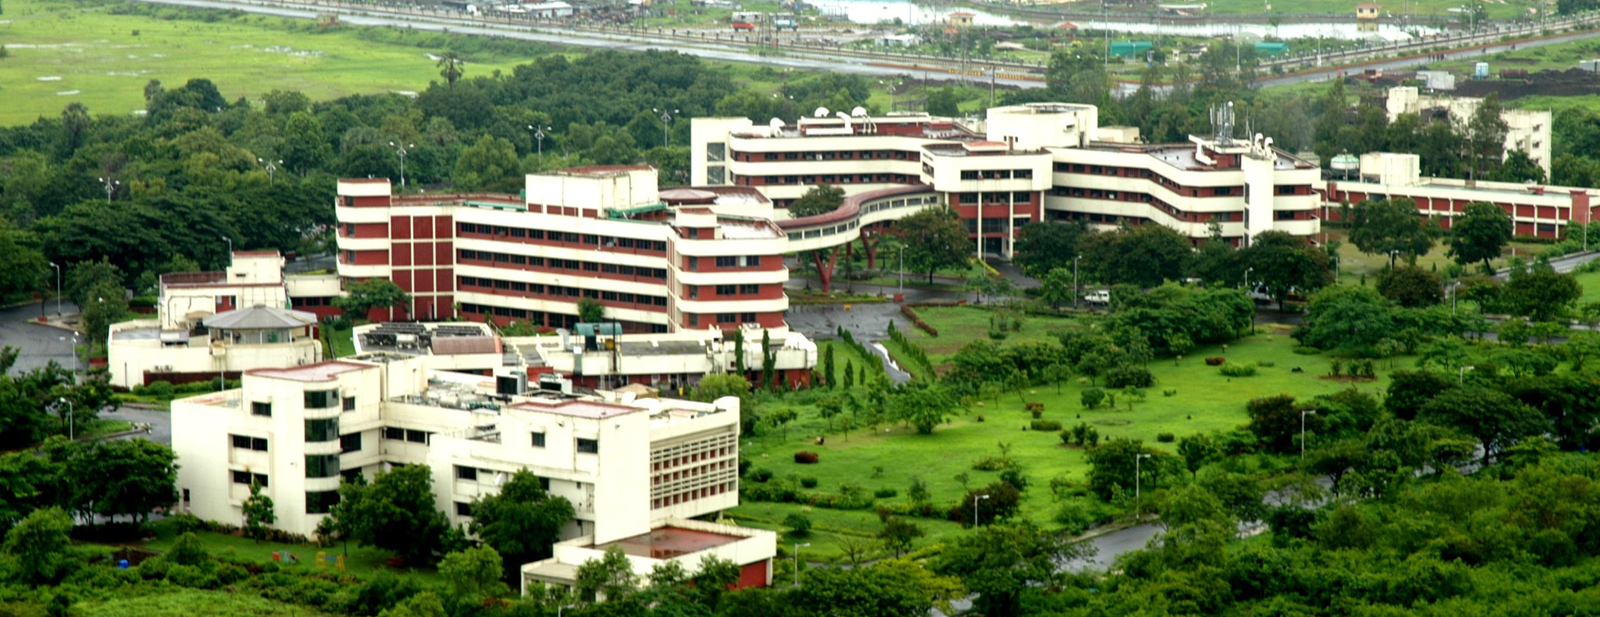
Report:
0,0,548,124
133,517,446,585
902,305,1079,364
74,589,341,617
1573,269,1600,303
1322,227,1550,283
1200,0,1533,19
731,308,1395,560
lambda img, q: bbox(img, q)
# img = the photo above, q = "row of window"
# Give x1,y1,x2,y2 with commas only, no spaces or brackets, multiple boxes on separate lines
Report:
684,284,763,299
744,149,917,162
962,218,1033,234
749,173,913,186
956,192,1035,205
958,169,1034,180
685,255,765,269
458,276,670,307
248,393,354,417
458,249,669,280
686,313,759,327
383,427,434,444
231,471,269,487
652,459,736,486
650,482,735,509
458,223,668,253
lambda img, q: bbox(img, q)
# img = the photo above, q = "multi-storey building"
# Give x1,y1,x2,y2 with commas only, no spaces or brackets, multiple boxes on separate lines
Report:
1324,151,1592,238
171,354,775,587
334,167,791,334
1385,86,1553,179
691,102,1324,263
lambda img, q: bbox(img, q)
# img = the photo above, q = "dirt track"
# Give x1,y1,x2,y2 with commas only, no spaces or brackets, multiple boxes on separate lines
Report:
1454,68,1600,100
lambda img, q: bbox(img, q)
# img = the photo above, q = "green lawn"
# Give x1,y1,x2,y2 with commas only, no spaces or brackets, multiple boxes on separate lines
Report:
74,589,341,617
735,311,1394,560
137,518,444,585
1324,227,1550,280
902,305,1079,366
0,0,548,124
817,339,885,384
1573,269,1600,304
1201,0,1532,19
326,323,356,358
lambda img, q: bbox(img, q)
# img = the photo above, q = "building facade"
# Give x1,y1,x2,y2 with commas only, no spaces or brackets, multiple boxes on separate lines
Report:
1385,86,1553,179
1324,151,1591,238
170,355,772,585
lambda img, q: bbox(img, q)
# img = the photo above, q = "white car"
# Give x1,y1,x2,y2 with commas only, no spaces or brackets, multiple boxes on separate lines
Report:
1084,290,1110,304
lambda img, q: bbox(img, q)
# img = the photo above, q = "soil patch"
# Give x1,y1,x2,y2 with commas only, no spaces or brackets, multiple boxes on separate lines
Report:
1455,68,1600,101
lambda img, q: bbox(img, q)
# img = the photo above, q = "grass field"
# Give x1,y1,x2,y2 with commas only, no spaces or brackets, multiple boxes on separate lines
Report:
1574,269,1600,303
74,589,341,617
902,305,1078,365
1321,227,1550,284
1201,0,1533,19
0,0,548,125
731,309,1394,561
136,518,445,585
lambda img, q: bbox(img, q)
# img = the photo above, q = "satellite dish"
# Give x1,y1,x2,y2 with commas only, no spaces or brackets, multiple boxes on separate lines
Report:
769,117,784,128
851,106,868,116
1263,137,1275,151
813,107,830,118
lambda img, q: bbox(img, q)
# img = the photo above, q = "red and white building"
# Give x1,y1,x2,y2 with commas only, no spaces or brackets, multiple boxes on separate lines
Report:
335,166,791,333
1322,152,1591,238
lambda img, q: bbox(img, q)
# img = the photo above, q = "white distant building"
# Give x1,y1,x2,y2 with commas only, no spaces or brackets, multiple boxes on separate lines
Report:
1385,86,1552,179
171,354,776,588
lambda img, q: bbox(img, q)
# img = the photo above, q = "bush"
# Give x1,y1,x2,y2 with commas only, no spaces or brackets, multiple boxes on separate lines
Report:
1081,388,1106,409
1104,366,1154,388
1256,360,1276,368
1292,346,1321,355
784,513,813,536
901,305,939,336
169,512,204,535
1162,389,1178,397
794,451,820,464
136,380,176,399
1205,357,1226,366
1220,362,1257,377
800,477,819,489
1025,402,1045,413
1030,419,1063,431
752,468,774,483
972,456,1018,471
1156,432,1176,443
874,488,899,499
1031,409,1042,419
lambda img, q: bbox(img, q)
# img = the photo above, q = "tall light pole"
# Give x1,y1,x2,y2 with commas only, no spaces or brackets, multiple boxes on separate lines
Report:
48,262,61,317
258,158,282,184
652,108,679,148
97,176,120,203
1073,254,1082,310
529,125,550,168
1300,409,1317,460
57,398,74,440
60,331,78,375
793,542,810,586
972,493,990,526
1135,453,1151,502
898,245,905,293
222,235,233,258
1244,266,1256,334
1460,365,1475,384
389,142,414,190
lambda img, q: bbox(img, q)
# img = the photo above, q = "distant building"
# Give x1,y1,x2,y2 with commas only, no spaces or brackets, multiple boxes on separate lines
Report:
948,11,974,27
878,33,922,47
1323,151,1591,239
1356,3,1381,19
1384,86,1552,179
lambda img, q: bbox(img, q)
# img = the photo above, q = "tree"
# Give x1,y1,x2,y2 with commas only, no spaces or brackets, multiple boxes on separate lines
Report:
1386,369,1454,421
0,222,47,300
791,559,964,617
242,481,276,541
468,470,574,575
335,279,411,320
1177,433,1216,479
1502,265,1581,321
1013,221,1086,278
452,134,522,192
925,86,963,116
1463,93,1509,182
891,382,957,434
769,408,798,440
1495,149,1547,183
1038,267,1075,310
896,207,969,284
784,512,813,536
1245,394,1318,454
377,591,448,617
1079,224,1192,288
879,517,926,557
1420,387,1548,465
439,545,510,600
3,507,76,584
80,279,128,351
1348,198,1436,266
733,329,746,375
52,438,177,525
436,51,464,88
1449,202,1513,272
1241,230,1333,309
788,184,846,217
1084,438,1170,501
824,344,836,389
933,522,1085,617
576,545,639,603
577,297,606,323
761,329,777,390
694,374,751,402
1294,285,1394,354
1376,264,1444,308
338,464,449,565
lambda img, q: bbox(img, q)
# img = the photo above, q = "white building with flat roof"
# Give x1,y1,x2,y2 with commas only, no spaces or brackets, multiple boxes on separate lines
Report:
171,355,773,585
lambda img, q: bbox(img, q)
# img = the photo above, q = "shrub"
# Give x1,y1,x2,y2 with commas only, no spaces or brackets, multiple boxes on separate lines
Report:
783,513,812,536
1292,346,1321,355
1030,419,1063,431
874,488,899,499
1162,389,1178,397
975,415,985,422
1081,388,1106,409
901,305,939,336
972,456,1018,471
1031,409,1042,419
752,468,774,483
1220,362,1257,377
1104,366,1154,388
169,512,204,535
794,451,820,464
1205,357,1226,366
800,477,819,489
1256,360,1276,368
1156,432,1176,443
1025,402,1045,413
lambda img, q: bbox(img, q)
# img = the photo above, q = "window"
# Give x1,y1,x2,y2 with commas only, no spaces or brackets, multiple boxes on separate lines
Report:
687,257,698,270
688,314,699,327
717,313,737,324
231,471,269,487
455,502,473,517
741,312,757,322
960,170,979,180
305,418,339,442
306,490,340,514
306,454,340,478
959,193,979,204
406,429,431,444
383,427,405,440
343,397,356,412
231,434,268,451
455,466,478,481
739,284,760,295
577,438,600,454
340,432,362,453
305,390,338,409
532,432,546,448
251,402,272,417
715,285,737,296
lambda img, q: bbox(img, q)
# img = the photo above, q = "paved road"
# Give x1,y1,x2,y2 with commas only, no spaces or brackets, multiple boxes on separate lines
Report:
1257,26,1600,89
1,300,82,377
103,405,173,446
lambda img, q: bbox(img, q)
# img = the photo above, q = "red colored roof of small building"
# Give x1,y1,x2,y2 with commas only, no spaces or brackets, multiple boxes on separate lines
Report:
232,250,282,258
595,526,744,559
247,361,372,382
564,165,656,175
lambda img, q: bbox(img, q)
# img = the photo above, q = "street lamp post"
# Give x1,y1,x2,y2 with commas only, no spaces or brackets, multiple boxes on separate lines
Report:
652,108,679,148
258,158,282,184
898,245,905,293
1244,267,1256,334
1135,453,1152,502
793,542,810,586
60,331,78,375
97,176,120,203
529,125,550,168
389,142,414,190
48,262,61,317
1073,254,1082,310
973,493,991,526
1300,409,1317,460
1460,365,1475,384
57,398,74,440
222,235,233,257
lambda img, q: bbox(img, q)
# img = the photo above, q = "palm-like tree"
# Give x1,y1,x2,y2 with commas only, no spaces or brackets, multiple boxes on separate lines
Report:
436,51,464,88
